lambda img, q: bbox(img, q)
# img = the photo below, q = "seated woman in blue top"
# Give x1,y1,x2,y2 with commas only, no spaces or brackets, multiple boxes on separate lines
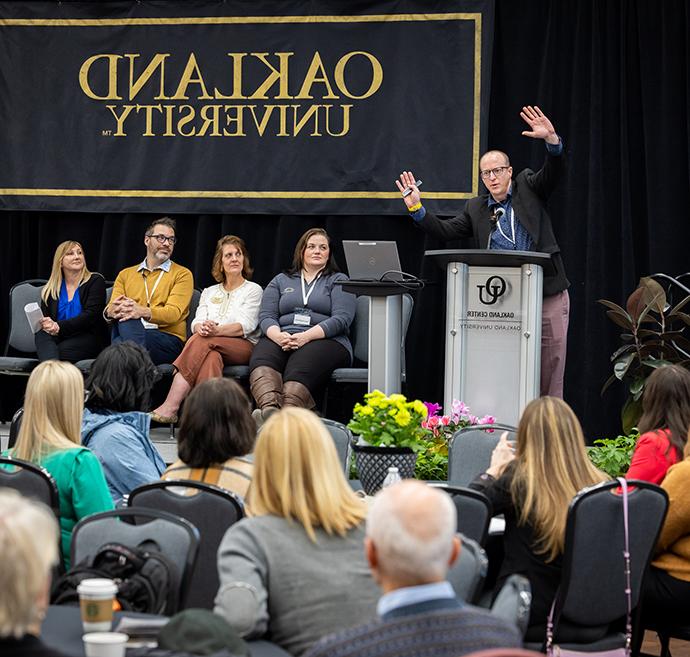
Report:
35,240,107,363
8,361,114,568
82,342,166,504
248,228,356,424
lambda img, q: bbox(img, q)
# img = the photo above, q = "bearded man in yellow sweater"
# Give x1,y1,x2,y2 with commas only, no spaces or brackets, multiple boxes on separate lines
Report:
105,217,193,364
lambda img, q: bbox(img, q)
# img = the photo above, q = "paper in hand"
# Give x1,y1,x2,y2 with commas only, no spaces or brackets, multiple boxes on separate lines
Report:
24,302,44,334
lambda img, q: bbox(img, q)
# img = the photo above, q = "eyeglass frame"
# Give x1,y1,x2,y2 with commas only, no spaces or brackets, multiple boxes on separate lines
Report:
479,166,511,180
146,233,177,245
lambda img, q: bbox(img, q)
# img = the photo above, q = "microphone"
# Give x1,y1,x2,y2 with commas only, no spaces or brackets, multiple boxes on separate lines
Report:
486,207,505,249
491,207,505,226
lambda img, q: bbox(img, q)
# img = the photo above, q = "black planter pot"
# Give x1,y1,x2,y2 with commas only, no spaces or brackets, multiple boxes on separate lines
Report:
351,442,418,495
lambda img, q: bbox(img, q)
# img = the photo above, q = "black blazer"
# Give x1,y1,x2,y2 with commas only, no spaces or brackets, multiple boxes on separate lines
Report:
418,149,569,297
40,272,107,340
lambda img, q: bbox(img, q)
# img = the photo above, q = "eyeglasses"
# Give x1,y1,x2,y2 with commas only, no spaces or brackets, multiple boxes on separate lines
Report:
147,233,177,245
480,166,510,179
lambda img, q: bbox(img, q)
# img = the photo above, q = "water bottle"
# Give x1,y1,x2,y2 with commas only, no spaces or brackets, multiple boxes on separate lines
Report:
382,466,402,488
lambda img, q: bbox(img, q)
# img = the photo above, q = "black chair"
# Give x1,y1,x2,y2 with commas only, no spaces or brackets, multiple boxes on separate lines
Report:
525,479,668,650
448,423,517,487
431,484,492,546
0,455,64,570
322,418,353,474
0,455,60,518
0,279,47,377
71,507,200,614
447,534,488,604
128,480,243,609
7,406,23,450
490,574,532,638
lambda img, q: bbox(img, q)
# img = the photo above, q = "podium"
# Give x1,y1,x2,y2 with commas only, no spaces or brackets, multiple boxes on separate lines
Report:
338,280,422,395
425,250,550,426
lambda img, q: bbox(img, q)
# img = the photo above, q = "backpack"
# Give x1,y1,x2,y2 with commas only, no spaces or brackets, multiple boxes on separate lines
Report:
51,541,176,614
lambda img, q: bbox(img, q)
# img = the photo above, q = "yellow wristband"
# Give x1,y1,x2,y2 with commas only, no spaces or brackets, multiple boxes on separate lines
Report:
407,202,422,213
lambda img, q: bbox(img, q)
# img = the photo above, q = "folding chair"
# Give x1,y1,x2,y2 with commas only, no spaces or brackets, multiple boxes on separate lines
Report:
128,479,243,609
71,507,200,614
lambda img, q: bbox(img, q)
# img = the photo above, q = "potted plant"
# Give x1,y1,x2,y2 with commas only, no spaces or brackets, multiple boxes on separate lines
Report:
599,276,690,433
348,390,430,494
415,401,496,481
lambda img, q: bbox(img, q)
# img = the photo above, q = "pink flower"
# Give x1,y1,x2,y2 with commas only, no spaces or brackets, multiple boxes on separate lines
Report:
478,415,496,425
440,415,451,426
452,400,470,416
424,402,442,417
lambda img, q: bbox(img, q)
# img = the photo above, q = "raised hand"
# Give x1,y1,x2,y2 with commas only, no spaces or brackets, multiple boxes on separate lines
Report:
395,171,421,209
520,105,559,145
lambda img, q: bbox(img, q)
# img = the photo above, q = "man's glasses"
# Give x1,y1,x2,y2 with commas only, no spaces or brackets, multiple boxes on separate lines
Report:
480,166,510,179
147,233,177,245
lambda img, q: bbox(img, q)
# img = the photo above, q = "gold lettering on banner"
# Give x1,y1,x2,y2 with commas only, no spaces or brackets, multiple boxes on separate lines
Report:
334,51,383,99
80,54,123,100
82,50,383,138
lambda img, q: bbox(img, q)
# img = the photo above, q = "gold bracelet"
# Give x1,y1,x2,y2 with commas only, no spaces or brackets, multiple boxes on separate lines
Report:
407,202,422,213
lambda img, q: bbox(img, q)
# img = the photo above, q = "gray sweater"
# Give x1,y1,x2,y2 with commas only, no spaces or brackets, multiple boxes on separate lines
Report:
258,271,356,361
214,515,379,656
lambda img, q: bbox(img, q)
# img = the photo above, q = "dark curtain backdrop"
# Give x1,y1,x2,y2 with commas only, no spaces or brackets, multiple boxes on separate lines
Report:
2,0,689,440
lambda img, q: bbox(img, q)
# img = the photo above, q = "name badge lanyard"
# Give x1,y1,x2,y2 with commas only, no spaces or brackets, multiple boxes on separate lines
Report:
497,207,516,246
143,269,165,307
301,272,322,307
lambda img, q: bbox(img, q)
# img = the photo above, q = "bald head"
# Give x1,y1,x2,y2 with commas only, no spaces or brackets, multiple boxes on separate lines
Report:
366,481,458,587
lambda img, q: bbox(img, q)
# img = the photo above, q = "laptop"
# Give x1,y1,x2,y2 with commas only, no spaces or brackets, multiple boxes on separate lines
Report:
342,240,403,281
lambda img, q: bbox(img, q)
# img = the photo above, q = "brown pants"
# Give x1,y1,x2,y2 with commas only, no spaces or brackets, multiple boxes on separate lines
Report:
540,290,570,399
173,334,253,386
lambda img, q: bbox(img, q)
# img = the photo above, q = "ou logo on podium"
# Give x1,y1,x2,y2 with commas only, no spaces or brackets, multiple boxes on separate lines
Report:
477,275,507,305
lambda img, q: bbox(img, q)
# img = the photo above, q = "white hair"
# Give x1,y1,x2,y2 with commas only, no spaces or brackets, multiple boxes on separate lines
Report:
366,481,457,582
0,489,59,638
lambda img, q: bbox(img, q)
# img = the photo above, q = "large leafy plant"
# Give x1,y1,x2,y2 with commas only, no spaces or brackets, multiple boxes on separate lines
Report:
587,430,639,478
599,277,690,433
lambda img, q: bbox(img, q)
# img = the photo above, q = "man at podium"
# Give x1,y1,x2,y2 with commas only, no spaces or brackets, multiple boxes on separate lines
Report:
396,105,569,399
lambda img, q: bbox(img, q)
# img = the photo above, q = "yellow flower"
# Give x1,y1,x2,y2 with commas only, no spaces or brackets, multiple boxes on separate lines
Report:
395,409,411,426
412,400,428,417
359,406,373,416
389,393,406,404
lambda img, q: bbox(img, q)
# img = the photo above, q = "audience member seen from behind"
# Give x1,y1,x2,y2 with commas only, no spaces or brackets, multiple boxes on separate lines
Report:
625,364,690,484
642,434,690,626
81,342,165,505
35,240,106,363
104,217,193,364
152,235,262,424
7,361,113,568
305,480,522,657
0,489,73,657
249,228,355,425
469,397,608,641
162,378,255,500
214,408,379,656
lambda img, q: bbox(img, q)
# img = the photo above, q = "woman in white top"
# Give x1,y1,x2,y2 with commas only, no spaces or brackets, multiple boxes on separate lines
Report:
151,235,262,423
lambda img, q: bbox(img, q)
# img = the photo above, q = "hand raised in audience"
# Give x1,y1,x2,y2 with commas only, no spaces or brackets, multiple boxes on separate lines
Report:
486,432,516,478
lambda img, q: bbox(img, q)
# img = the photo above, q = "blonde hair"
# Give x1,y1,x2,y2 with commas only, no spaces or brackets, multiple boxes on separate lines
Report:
41,240,92,303
0,489,59,638
248,408,366,542
510,397,608,561
14,361,84,463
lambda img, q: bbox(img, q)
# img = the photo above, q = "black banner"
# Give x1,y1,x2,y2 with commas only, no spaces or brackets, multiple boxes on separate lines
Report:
0,0,493,214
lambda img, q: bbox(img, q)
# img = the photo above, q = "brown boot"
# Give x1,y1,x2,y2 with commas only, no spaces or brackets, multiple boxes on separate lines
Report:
250,366,283,416
282,380,316,410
